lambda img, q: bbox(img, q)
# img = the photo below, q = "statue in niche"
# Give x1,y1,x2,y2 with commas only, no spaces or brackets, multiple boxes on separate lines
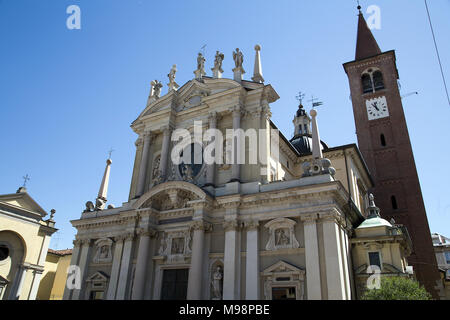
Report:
159,233,170,256
152,156,161,179
275,229,290,246
211,266,223,300
232,48,244,69
99,245,109,259
213,51,224,72
181,163,195,183
171,237,185,254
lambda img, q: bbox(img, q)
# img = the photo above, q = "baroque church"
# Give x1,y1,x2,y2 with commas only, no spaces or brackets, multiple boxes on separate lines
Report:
63,9,439,300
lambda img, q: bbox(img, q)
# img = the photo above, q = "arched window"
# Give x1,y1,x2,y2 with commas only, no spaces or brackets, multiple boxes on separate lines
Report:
362,74,373,93
380,134,386,147
372,71,385,91
391,195,398,210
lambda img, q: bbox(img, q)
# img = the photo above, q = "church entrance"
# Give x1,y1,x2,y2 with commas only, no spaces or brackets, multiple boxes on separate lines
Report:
160,269,189,300
271,287,296,300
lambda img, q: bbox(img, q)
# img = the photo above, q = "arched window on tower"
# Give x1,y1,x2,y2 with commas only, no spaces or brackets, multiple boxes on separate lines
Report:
362,73,373,93
391,195,398,210
380,134,386,147
372,71,385,91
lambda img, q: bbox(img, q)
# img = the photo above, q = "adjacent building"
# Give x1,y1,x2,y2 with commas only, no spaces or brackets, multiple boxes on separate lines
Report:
0,187,57,300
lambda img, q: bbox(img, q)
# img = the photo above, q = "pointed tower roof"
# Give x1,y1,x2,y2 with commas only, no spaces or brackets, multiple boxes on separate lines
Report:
355,9,381,61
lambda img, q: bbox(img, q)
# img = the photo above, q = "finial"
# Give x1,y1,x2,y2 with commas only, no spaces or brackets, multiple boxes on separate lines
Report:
296,91,305,107
252,44,264,83
357,0,362,12
50,209,55,220
366,193,381,218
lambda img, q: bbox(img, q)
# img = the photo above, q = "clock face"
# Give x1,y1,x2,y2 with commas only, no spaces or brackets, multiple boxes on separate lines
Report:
366,96,389,120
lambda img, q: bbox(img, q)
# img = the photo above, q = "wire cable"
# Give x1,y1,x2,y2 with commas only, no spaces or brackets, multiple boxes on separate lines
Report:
424,0,450,107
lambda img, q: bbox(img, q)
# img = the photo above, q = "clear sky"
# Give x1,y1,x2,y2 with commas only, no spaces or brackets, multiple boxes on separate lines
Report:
0,0,449,250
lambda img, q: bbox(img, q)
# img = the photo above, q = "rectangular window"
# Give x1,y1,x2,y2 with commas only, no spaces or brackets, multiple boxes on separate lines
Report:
368,252,381,268
445,252,450,264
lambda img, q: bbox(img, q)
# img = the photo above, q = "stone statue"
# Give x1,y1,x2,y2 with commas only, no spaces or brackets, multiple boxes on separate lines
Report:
213,51,224,72
211,266,223,300
182,164,195,183
232,48,244,69
167,64,179,91
152,80,163,98
197,53,205,72
152,156,161,179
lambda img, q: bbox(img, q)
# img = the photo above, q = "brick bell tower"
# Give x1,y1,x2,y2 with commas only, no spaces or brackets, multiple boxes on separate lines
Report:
343,8,440,297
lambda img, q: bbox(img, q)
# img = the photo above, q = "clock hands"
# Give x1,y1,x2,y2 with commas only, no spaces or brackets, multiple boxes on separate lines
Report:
371,102,379,111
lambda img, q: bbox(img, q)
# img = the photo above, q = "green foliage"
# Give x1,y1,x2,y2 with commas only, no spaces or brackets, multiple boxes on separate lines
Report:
361,276,432,300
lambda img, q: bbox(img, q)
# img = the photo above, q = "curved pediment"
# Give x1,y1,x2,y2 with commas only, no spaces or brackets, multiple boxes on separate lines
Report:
133,181,210,210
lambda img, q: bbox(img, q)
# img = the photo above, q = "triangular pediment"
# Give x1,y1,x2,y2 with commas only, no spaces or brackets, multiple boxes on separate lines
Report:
87,271,109,282
263,260,305,275
0,191,47,217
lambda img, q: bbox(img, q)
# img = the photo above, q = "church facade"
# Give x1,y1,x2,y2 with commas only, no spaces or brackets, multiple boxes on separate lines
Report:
63,11,420,300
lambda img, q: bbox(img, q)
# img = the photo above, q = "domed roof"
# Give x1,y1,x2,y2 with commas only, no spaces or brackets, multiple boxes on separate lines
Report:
296,104,307,117
290,134,328,155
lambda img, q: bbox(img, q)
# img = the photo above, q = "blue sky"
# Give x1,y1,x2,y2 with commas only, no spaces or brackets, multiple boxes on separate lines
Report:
0,0,448,250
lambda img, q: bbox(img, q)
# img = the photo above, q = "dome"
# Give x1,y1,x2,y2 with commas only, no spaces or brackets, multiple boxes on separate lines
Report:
290,134,328,155
296,104,307,117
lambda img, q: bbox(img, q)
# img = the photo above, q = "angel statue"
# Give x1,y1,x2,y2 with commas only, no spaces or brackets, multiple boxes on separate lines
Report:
213,51,224,72
232,48,244,69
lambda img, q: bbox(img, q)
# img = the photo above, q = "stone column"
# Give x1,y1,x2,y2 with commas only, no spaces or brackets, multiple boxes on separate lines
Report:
205,112,218,186
231,106,242,182
339,226,351,299
223,220,241,299
187,220,211,299
259,103,271,183
301,214,322,300
71,239,91,300
63,239,82,300
136,132,152,197
116,233,135,300
320,211,346,300
27,269,43,300
160,126,172,180
106,235,124,300
131,229,155,300
8,264,27,300
245,220,259,300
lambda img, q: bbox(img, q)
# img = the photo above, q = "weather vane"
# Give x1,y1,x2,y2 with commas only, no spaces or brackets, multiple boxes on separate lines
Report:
295,91,305,105
108,148,115,159
22,174,30,187
308,95,323,108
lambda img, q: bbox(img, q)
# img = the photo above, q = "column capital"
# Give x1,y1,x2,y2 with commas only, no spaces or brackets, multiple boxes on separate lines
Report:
223,220,241,232
143,131,153,142
300,213,319,224
318,209,342,224
191,220,212,232
137,227,157,238
73,239,83,247
123,232,135,241
230,105,244,117
135,137,143,147
80,239,91,246
161,125,172,135
244,219,259,230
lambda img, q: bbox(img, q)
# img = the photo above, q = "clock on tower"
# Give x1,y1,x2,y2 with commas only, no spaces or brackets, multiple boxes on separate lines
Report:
343,8,440,298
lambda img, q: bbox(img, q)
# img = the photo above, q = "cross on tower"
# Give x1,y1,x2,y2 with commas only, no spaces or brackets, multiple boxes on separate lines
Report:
22,174,30,187
295,92,305,105
108,148,115,159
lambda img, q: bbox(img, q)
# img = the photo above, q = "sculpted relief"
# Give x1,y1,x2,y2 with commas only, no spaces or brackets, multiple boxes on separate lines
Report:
92,238,113,263
158,229,192,262
265,218,300,251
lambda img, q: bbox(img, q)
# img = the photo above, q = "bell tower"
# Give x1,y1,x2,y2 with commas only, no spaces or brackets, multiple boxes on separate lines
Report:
343,7,440,297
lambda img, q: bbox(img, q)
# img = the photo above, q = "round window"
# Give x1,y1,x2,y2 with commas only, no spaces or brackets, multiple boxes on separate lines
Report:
178,143,204,178
0,246,9,261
